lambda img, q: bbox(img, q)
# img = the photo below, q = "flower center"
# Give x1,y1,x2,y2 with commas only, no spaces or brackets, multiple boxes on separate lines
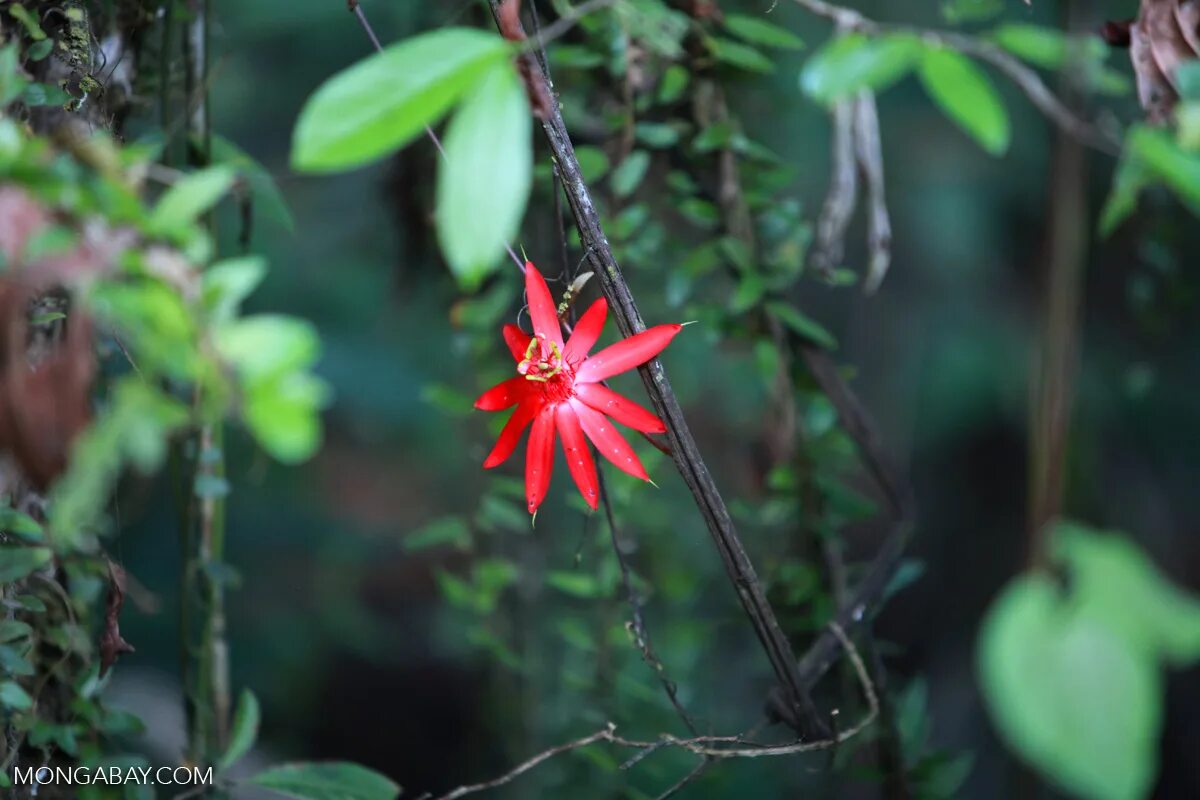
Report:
518,335,564,383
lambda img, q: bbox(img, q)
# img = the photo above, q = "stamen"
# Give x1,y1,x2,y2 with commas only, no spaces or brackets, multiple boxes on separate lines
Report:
520,337,564,383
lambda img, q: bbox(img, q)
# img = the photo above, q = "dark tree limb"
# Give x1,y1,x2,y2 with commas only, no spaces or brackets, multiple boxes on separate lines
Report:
488,0,826,739
793,345,914,691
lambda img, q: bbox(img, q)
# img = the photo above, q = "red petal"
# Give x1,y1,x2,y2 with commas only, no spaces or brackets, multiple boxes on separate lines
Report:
503,324,531,362
575,383,665,434
575,324,682,384
570,399,649,481
474,376,529,411
525,262,565,353
563,297,607,365
483,398,542,468
555,403,599,510
525,406,557,513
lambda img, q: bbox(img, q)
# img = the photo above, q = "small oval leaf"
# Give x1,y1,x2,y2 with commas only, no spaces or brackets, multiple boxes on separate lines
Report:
918,47,1010,156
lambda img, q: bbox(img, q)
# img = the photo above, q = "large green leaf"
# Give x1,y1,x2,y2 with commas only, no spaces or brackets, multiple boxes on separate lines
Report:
292,28,510,173
1053,522,1200,666
434,61,532,290
248,762,400,800
979,574,1161,800
801,33,921,105
918,46,1010,156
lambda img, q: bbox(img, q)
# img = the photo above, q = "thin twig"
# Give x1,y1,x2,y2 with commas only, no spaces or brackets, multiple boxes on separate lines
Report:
654,758,713,800
428,725,620,800
597,465,701,737
793,345,914,690
426,624,875,800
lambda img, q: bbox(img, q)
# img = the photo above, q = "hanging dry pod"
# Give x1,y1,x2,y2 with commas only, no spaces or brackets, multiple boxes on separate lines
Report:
1106,0,1200,121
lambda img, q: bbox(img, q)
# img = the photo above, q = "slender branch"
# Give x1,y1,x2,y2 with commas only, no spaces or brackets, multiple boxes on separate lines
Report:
425,624,875,800
489,0,826,739
425,725,620,800
597,465,701,737
789,0,1121,155
793,345,914,689
1028,32,1089,566
654,758,712,800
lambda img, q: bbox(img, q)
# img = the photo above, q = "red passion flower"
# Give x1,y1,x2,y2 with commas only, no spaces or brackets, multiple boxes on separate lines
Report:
475,263,682,515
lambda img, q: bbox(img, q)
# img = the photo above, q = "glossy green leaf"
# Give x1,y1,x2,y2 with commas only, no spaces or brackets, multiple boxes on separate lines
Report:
706,37,775,73
203,256,267,325
403,517,471,552
658,64,690,104
0,507,43,543
635,122,681,148
0,621,32,644
611,150,651,198
248,762,400,800
765,300,837,349
919,47,1010,155
292,28,510,172
149,166,236,234
979,574,1160,800
0,680,33,711
216,315,320,381
26,39,53,61
575,146,611,183
434,61,532,291
724,14,805,50
546,571,602,598
217,315,329,463
0,546,53,583
1052,522,1200,665
218,690,261,772
801,33,921,104
0,644,34,677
